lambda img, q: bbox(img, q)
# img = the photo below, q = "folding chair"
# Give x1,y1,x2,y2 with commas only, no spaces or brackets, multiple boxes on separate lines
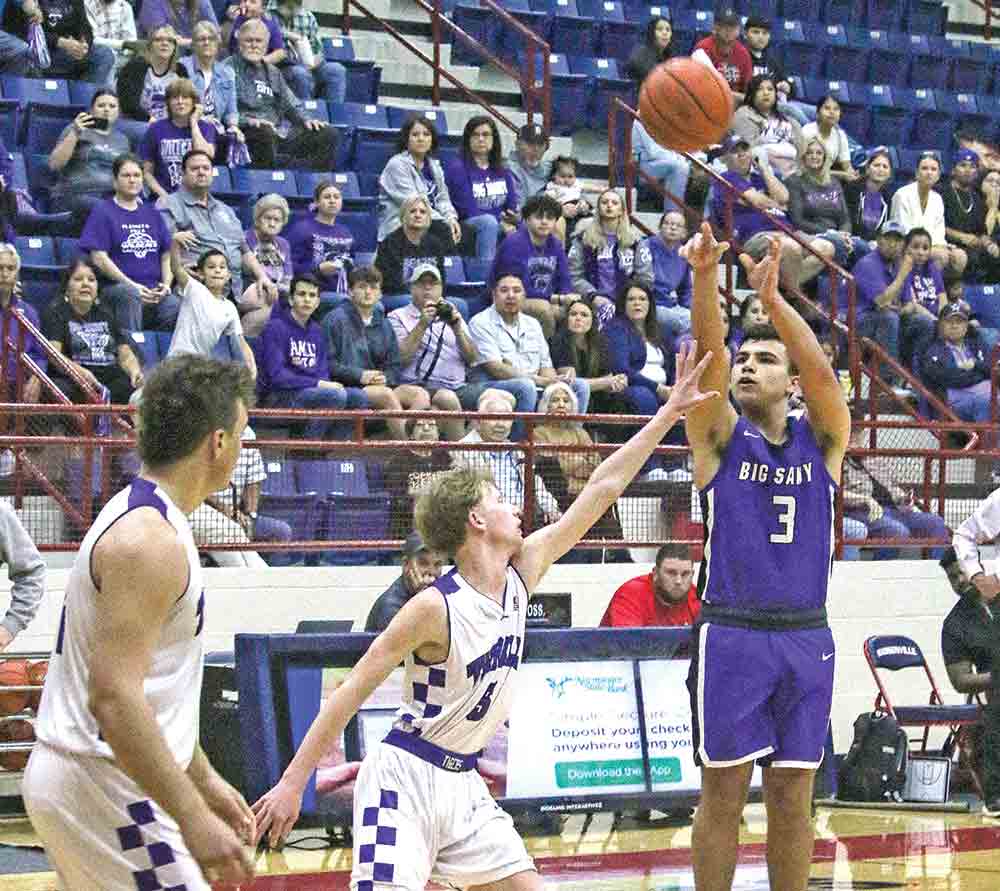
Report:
864,634,984,795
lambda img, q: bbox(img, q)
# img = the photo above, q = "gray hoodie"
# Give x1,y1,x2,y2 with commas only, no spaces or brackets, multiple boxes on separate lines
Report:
377,151,456,243
0,501,45,640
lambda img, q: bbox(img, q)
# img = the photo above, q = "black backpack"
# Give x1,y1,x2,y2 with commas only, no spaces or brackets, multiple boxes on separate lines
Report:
837,712,908,803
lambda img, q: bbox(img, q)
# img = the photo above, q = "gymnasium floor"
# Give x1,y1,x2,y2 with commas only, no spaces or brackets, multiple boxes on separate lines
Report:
0,803,998,889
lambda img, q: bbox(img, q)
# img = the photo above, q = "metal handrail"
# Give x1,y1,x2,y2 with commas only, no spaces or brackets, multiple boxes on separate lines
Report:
340,0,551,134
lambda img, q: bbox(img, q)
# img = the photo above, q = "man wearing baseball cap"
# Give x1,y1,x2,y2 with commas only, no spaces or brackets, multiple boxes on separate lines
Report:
692,7,753,99
922,299,993,422
943,148,999,283
365,531,444,632
387,262,482,440
505,123,552,209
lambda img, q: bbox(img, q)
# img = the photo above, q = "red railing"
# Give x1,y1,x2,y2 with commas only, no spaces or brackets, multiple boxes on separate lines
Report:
340,0,551,135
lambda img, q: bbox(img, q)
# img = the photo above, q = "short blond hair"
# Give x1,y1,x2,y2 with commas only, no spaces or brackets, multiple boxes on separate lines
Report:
415,468,493,558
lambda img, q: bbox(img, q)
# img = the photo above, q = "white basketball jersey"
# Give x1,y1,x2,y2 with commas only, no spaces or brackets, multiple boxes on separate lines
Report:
393,565,527,755
36,479,205,768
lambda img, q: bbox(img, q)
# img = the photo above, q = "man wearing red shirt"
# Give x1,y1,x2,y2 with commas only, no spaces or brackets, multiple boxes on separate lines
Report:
692,7,753,100
600,543,701,627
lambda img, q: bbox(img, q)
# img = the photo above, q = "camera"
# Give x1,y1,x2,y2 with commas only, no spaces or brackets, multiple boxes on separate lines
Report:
435,301,456,323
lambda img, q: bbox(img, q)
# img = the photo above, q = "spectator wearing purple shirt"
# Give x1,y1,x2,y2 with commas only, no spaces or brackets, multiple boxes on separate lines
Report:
80,154,176,333
644,210,693,336
285,180,354,304
850,220,909,382
899,227,945,368
710,131,833,288
256,274,368,439
844,146,893,249
241,193,293,336
140,79,217,200
489,194,576,338
443,116,519,264
388,263,483,440
0,245,46,404
567,188,652,327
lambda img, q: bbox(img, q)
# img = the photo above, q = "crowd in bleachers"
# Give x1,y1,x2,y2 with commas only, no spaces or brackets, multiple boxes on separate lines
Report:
0,0,975,561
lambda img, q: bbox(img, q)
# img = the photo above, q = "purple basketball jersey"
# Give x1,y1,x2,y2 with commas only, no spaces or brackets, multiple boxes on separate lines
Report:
698,414,837,614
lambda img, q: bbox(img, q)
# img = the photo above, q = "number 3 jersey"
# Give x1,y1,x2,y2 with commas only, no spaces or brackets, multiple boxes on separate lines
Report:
393,565,527,755
698,414,837,614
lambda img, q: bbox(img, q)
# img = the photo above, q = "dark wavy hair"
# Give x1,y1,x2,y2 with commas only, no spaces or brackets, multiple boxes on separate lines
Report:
614,277,661,347
396,115,440,155
551,299,606,378
461,115,503,169
743,74,784,119
59,257,99,302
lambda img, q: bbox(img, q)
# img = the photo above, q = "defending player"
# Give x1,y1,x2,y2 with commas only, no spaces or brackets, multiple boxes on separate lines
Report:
22,356,257,889
681,225,851,891
251,343,718,890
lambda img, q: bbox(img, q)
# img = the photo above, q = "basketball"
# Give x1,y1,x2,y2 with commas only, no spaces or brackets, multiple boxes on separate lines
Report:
0,661,28,717
26,660,48,712
638,57,734,154
0,718,34,771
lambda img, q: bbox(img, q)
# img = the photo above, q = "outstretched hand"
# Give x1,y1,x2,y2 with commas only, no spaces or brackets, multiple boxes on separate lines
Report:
679,222,729,272
661,340,719,418
738,237,782,308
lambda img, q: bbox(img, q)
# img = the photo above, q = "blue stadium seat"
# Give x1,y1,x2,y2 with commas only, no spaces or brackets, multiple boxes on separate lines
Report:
68,81,100,107
343,61,381,105
910,107,955,152
299,99,330,124
950,53,991,94
497,7,550,65
330,101,390,129
7,152,27,192
548,60,589,135
15,235,58,268
800,78,853,104
823,44,870,83
22,103,82,157
780,0,815,20
436,132,463,170
569,56,635,131
784,37,824,79
776,19,806,43
895,87,936,112
896,148,938,179
55,237,81,263
819,22,849,44
901,32,930,55
531,0,579,13
322,35,357,62
868,45,908,88
0,76,71,107
384,105,450,133
549,11,596,56
442,255,466,286
823,0,862,26
0,100,17,147
577,0,624,18
451,3,499,65
908,48,950,91
129,331,163,370
599,20,642,62
211,165,233,192
869,106,914,147
908,0,947,35
866,0,902,30
231,168,299,197
850,26,890,49
965,285,1000,330
836,100,870,145
339,211,378,253
353,127,402,177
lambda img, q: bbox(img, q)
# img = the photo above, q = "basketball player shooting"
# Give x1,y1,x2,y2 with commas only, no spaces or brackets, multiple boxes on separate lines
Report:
680,224,850,891
252,343,718,891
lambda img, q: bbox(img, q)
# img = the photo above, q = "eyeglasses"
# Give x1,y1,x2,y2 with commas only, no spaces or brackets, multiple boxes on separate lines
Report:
152,36,177,43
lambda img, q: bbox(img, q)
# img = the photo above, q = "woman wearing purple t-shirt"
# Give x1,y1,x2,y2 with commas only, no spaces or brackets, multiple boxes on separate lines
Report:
845,146,893,249
567,189,653,327
443,116,518,263
899,226,945,367
241,193,293,335
79,154,176,334
285,180,354,304
140,78,217,200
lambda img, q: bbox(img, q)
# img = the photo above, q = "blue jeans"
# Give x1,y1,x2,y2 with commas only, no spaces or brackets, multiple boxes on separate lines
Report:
857,309,900,376
47,43,115,84
465,213,501,263
101,282,180,334
282,61,347,102
0,29,29,75
266,385,368,439
656,304,691,337
948,379,993,423
638,152,689,212
847,506,949,560
841,516,867,561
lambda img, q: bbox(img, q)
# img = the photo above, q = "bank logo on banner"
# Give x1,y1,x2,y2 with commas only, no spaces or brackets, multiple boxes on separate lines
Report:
545,675,629,699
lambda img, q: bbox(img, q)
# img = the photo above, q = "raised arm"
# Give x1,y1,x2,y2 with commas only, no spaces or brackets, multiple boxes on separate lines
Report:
251,590,449,848
741,239,851,479
169,234,192,291
679,223,738,483
953,489,1000,596
514,342,718,590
